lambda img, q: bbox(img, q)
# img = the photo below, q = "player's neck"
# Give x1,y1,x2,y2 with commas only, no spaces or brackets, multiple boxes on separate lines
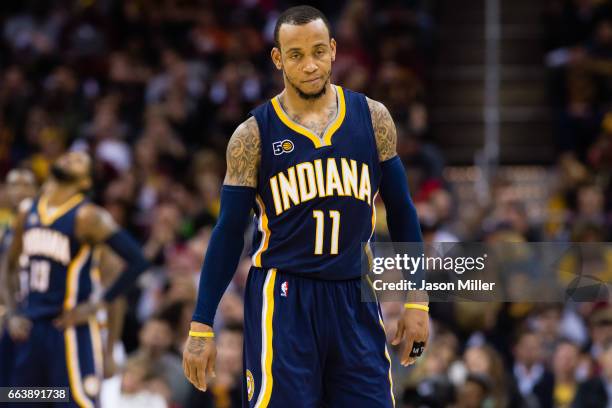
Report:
281,82,335,114
43,185,81,207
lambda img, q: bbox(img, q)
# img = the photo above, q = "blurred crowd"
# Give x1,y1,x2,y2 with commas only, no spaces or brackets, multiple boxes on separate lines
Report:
0,0,611,407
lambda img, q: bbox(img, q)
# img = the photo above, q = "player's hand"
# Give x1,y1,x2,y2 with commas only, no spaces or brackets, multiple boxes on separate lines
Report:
391,306,429,366
7,315,32,342
183,322,216,392
53,301,102,329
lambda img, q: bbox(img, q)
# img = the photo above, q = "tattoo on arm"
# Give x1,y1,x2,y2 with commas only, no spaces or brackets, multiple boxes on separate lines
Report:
367,97,398,162
187,337,207,354
224,116,261,187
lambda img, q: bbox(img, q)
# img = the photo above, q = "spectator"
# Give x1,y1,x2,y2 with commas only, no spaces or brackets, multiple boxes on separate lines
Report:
455,374,492,408
463,344,521,407
512,329,555,408
131,312,191,407
588,306,612,361
553,340,582,408
573,340,612,408
100,354,168,408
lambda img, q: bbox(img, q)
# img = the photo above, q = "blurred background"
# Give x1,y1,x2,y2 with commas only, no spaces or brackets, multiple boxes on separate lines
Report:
0,0,612,407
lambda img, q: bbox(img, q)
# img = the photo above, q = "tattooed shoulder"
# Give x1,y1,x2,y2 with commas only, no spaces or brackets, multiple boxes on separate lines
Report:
224,116,261,187
366,97,397,162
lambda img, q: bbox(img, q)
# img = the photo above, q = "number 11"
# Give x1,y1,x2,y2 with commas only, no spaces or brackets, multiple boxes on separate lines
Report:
313,210,340,255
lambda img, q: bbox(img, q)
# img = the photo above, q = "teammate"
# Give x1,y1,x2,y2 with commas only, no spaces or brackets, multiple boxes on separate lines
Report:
183,6,429,407
0,169,37,387
1,151,149,407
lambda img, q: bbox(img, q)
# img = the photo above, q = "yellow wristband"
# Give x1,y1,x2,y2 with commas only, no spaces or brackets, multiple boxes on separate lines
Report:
189,330,215,338
404,303,429,312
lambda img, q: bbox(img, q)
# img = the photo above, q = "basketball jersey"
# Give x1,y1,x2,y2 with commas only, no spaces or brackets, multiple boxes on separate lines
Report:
249,85,381,280
20,194,96,319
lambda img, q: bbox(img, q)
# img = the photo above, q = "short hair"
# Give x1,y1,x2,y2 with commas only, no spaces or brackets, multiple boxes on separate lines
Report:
274,5,332,49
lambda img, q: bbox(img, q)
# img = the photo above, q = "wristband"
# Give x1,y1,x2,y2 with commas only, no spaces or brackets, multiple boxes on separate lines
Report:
404,303,429,312
189,330,215,338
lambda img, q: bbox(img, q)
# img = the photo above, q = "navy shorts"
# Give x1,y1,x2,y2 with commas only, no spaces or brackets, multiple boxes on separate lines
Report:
242,267,395,408
9,318,103,408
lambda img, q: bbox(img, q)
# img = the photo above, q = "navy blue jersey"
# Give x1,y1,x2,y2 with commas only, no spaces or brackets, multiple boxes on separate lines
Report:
249,86,381,280
20,194,95,319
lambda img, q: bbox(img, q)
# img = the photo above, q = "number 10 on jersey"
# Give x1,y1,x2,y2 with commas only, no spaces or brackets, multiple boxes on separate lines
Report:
312,210,340,255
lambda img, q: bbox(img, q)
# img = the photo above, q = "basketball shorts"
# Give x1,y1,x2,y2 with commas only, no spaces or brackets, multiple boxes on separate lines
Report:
243,267,395,408
10,317,103,408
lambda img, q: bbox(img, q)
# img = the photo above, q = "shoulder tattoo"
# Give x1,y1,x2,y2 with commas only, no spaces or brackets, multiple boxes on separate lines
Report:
224,116,261,187
367,97,397,162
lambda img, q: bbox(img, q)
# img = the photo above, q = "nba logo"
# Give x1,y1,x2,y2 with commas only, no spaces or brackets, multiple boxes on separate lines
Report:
281,281,288,297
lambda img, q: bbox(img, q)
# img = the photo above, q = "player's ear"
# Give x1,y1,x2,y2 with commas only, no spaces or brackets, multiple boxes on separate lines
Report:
271,47,282,70
330,38,336,62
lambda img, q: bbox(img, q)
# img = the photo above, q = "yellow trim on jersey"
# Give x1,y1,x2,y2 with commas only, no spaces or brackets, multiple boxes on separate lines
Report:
271,85,346,148
367,272,396,407
90,246,102,287
323,86,346,146
376,306,396,408
254,268,276,408
64,327,95,408
63,246,91,310
38,193,84,226
252,196,271,268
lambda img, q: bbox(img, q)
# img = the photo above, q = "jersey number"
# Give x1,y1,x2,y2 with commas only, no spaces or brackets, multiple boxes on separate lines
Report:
30,260,50,292
312,210,340,255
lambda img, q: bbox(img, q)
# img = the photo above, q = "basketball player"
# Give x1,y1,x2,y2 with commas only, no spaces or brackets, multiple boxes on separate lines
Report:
0,169,37,387
2,151,149,407
183,6,429,407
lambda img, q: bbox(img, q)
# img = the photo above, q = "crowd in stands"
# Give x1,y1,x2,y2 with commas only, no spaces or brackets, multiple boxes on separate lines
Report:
0,0,612,407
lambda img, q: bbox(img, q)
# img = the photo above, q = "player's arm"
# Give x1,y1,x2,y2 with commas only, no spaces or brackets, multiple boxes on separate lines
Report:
53,204,149,328
0,204,32,341
184,116,260,392
367,97,423,242
367,97,429,365
97,246,127,378
0,208,26,316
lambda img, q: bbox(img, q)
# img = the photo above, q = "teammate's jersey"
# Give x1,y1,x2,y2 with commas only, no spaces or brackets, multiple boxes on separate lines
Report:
20,194,95,319
249,85,381,280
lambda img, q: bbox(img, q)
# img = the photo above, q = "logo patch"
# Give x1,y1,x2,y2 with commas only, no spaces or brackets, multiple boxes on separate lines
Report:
281,281,288,297
273,139,294,155
246,369,255,401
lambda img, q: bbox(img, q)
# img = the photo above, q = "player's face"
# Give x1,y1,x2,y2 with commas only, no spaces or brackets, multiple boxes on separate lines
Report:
51,151,92,190
273,19,336,100
6,170,36,208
